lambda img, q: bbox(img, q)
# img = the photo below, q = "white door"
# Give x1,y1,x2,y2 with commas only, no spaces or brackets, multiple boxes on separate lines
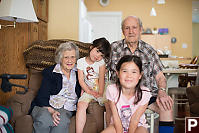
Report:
87,12,122,44
79,0,92,43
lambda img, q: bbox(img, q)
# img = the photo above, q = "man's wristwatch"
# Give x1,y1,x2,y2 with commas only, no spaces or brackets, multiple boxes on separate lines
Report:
159,87,166,91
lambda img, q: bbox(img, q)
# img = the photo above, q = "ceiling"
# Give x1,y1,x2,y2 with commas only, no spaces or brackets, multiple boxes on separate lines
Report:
192,1,199,23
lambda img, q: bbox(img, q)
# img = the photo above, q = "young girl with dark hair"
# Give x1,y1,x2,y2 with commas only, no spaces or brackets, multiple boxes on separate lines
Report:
76,37,111,133
102,55,174,133
103,55,151,133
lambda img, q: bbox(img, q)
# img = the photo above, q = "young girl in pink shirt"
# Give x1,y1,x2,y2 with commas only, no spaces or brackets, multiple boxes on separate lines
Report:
102,55,151,133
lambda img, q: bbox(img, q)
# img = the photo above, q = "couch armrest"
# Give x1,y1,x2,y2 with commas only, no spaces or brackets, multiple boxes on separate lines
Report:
15,115,33,133
186,85,199,105
6,90,35,123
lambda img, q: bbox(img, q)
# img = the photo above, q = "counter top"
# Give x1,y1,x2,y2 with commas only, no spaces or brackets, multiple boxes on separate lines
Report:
160,57,192,61
163,68,197,74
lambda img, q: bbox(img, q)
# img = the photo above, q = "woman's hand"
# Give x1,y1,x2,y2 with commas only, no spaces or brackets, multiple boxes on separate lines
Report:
45,107,61,126
52,110,61,126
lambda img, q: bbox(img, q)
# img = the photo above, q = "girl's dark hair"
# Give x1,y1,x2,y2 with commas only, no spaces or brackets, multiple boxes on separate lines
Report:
116,55,143,105
90,37,111,60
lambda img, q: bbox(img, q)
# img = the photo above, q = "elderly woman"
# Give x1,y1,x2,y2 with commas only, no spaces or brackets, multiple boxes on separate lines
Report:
29,42,81,133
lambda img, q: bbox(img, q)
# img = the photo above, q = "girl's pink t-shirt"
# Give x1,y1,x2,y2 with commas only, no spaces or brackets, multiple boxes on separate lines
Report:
106,84,152,131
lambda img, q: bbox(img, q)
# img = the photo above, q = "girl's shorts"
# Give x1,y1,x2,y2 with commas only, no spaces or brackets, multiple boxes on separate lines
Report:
78,92,105,106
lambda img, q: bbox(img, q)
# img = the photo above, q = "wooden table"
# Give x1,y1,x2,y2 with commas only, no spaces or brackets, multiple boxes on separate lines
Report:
160,57,192,68
163,68,198,93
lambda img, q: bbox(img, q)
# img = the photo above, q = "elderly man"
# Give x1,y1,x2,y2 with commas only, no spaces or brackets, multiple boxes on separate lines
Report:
107,15,173,125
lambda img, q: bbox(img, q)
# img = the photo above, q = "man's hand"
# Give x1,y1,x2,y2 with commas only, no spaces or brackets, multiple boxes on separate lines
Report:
157,96,174,121
157,90,173,111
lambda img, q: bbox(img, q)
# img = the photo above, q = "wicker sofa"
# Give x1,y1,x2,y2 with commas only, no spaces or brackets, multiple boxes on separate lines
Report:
6,39,105,133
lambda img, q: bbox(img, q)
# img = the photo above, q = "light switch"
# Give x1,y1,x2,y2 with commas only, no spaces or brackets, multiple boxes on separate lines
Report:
182,43,187,48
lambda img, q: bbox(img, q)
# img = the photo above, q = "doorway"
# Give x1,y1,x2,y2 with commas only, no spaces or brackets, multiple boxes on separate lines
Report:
87,12,122,43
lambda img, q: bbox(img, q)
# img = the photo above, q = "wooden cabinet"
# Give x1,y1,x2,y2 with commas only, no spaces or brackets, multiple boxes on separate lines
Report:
33,0,48,22
29,22,39,43
32,0,48,41
38,20,48,40
28,21,48,45
141,34,171,51
0,0,48,104
39,0,48,22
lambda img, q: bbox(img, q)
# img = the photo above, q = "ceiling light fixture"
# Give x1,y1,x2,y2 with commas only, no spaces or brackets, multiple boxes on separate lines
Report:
150,7,157,16
150,0,157,16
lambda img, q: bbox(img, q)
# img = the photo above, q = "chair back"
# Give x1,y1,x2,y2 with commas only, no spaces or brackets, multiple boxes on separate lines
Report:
190,56,199,64
196,67,199,86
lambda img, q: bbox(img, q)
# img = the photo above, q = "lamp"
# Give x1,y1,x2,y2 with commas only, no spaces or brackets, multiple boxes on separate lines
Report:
0,0,38,29
150,0,157,16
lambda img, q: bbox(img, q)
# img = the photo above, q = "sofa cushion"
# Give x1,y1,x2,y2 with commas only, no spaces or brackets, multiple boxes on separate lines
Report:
15,115,33,133
28,69,43,93
88,101,105,132
69,115,97,133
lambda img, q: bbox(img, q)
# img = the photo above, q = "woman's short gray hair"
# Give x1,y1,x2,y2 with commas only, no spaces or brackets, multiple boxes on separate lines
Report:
54,42,79,64
121,16,143,30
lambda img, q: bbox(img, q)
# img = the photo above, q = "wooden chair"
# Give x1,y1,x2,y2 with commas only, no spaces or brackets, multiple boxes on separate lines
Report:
186,68,199,117
168,67,199,121
178,56,199,87
179,56,199,69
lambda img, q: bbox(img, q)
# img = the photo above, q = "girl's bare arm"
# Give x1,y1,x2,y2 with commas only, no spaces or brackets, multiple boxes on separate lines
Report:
98,64,106,96
78,69,97,96
128,103,148,133
109,100,123,133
